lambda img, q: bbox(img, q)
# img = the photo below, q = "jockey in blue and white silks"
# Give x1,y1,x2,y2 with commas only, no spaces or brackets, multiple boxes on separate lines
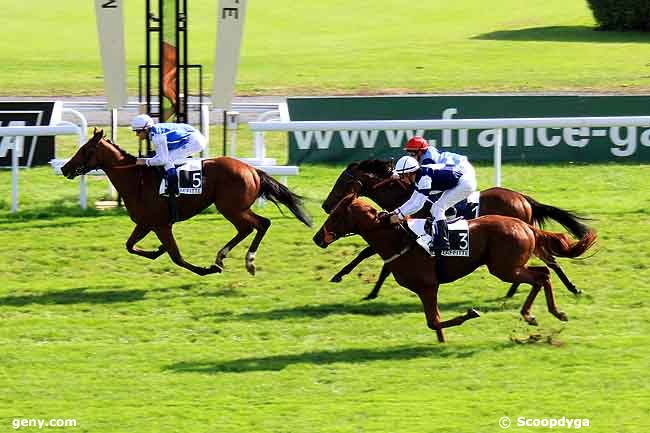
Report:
404,136,477,233
132,114,206,172
389,155,463,251
132,114,207,223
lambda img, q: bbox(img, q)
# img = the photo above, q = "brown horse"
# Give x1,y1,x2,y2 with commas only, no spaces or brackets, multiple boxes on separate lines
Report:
61,129,312,276
322,159,591,300
314,195,597,342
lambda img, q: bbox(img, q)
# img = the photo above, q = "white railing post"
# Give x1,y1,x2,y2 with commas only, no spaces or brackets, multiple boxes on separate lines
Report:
11,136,22,213
201,104,210,157
494,128,502,187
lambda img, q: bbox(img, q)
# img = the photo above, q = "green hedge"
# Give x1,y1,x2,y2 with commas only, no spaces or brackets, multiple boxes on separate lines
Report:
586,0,650,31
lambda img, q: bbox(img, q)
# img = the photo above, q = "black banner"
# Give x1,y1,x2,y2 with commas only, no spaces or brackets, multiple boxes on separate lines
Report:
0,101,58,167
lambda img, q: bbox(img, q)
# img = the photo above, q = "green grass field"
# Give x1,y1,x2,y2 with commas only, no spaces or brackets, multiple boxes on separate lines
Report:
2,0,650,95
2,1,650,432
1,136,649,431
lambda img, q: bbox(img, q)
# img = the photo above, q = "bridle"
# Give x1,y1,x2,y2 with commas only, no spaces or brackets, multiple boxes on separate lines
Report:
320,209,412,263
69,138,101,177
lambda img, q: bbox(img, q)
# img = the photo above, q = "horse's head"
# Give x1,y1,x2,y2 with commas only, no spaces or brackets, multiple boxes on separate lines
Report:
61,128,133,179
314,194,379,248
322,159,393,213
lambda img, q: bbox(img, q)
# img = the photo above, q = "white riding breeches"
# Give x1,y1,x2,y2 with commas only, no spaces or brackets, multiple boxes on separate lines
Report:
164,132,206,170
430,163,477,221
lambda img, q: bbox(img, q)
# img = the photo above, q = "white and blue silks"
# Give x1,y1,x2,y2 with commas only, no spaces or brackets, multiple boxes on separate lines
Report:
144,123,206,170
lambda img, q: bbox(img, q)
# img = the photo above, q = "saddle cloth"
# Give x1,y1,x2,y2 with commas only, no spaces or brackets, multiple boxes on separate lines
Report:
159,160,203,195
406,218,470,257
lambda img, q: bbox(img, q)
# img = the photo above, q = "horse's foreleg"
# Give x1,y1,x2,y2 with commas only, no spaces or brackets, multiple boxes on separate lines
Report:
417,287,480,343
363,265,391,301
505,283,520,298
330,246,376,283
416,286,446,343
126,224,166,260
154,226,221,276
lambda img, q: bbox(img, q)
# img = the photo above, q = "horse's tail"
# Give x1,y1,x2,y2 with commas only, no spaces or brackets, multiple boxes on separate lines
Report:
524,194,591,239
256,169,312,227
532,227,597,260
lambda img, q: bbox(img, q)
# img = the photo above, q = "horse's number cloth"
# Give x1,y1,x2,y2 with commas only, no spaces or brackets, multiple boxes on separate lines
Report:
406,218,470,257
159,160,203,195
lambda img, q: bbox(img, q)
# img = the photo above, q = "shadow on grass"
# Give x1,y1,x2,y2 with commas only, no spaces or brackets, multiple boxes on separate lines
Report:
473,25,650,43
200,301,422,322
200,297,515,322
0,287,147,306
165,343,509,374
0,202,126,224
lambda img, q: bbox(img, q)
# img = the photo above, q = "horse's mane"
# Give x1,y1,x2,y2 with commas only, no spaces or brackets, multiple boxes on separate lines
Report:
103,136,137,163
356,159,392,178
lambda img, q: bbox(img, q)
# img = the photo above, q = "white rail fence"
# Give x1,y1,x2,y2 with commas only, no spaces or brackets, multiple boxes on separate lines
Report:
1,107,88,213
249,116,650,186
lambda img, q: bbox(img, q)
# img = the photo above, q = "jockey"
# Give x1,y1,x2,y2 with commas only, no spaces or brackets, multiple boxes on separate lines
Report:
132,114,206,222
388,155,464,252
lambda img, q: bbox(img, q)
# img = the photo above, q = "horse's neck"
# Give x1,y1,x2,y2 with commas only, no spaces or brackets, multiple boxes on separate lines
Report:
367,186,410,211
358,222,407,260
102,164,145,199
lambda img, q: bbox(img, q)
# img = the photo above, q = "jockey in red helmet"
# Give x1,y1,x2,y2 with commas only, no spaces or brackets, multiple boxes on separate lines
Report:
395,137,478,252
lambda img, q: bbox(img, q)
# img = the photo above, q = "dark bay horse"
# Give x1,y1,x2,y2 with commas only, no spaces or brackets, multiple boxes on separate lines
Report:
314,195,597,342
322,159,591,300
61,129,312,276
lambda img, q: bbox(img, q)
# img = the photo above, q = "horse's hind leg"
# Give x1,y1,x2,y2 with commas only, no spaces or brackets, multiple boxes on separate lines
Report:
541,278,569,322
363,265,391,301
544,257,581,295
217,209,270,276
154,226,221,276
126,224,166,260
489,264,549,325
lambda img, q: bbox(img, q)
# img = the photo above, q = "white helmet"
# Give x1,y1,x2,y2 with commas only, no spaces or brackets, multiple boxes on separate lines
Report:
394,155,419,175
131,114,154,131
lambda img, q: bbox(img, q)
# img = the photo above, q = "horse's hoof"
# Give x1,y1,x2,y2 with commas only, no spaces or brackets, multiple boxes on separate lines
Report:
362,294,377,301
572,289,583,296
467,308,481,319
245,252,256,276
523,315,538,326
210,264,222,274
330,275,343,283
215,257,225,268
246,265,256,276
556,311,569,322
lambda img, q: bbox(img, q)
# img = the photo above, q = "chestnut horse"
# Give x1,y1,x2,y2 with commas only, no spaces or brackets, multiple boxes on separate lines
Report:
322,159,591,300
61,129,312,276
314,195,597,342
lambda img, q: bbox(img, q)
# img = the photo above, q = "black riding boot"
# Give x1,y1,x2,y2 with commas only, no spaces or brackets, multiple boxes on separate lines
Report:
164,168,179,224
430,219,450,253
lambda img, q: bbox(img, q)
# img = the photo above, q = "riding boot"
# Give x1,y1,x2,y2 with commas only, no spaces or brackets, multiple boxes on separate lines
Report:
430,219,450,253
168,194,179,224
164,168,180,224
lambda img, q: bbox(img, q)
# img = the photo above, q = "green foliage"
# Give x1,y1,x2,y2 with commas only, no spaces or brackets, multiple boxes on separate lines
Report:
0,162,649,432
586,0,650,31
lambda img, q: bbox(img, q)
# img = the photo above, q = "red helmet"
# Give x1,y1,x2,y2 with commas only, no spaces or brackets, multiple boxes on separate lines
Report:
405,136,429,152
